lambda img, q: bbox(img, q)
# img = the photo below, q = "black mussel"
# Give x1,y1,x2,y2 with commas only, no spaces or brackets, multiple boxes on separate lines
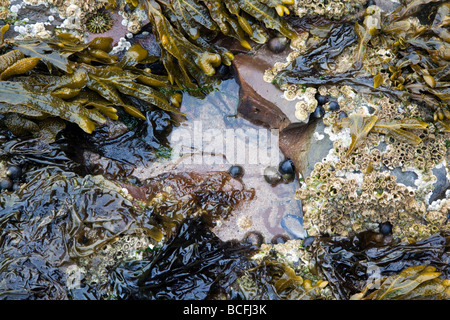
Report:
271,234,290,244
268,36,289,53
302,236,315,247
367,105,376,114
0,178,13,191
338,111,348,119
264,166,282,185
278,159,295,182
228,165,244,178
243,231,264,247
328,101,340,111
312,105,325,119
315,93,328,105
379,221,393,235
6,165,22,180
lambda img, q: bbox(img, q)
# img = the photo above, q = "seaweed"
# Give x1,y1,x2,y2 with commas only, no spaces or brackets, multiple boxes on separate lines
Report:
351,265,450,300
361,1,450,125
0,32,183,140
274,23,358,81
0,169,150,299
109,217,257,299
0,168,255,299
0,0,300,139
143,0,297,90
236,256,329,300
272,1,450,128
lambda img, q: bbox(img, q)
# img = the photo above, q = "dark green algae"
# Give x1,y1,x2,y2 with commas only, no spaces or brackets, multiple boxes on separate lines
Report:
0,0,449,301
0,167,256,299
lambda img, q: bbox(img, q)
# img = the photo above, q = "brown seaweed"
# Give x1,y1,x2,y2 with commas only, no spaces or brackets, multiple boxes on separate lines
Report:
351,265,450,300
236,256,329,300
109,217,257,299
143,0,297,90
336,114,428,157
310,230,450,299
0,32,183,139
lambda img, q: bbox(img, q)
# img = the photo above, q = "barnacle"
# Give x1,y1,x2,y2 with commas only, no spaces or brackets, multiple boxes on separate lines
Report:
292,0,366,20
86,10,114,34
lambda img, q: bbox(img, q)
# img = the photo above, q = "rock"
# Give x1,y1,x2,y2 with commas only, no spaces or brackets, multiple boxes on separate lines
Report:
231,43,335,180
232,44,304,131
374,0,401,14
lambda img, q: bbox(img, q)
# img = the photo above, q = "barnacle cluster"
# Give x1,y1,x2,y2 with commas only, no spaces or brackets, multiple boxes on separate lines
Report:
47,0,108,15
281,85,318,121
77,232,156,290
0,0,9,20
295,87,450,241
293,0,367,20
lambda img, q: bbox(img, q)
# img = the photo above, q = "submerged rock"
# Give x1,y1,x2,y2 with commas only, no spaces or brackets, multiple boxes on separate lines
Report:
311,231,450,299
281,214,307,240
232,43,302,131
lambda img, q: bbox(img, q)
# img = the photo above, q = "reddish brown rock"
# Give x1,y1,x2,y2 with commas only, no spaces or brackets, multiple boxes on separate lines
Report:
232,44,302,132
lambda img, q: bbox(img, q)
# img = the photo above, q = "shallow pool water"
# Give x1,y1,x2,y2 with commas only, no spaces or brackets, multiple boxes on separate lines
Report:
130,79,305,243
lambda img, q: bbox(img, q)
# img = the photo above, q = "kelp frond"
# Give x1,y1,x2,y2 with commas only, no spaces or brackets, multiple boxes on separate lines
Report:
143,0,297,89
351,265,450,300
0,31,183,140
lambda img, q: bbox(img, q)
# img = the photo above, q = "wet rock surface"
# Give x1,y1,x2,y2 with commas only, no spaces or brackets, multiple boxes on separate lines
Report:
233,44,300,131
0,0,449,302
